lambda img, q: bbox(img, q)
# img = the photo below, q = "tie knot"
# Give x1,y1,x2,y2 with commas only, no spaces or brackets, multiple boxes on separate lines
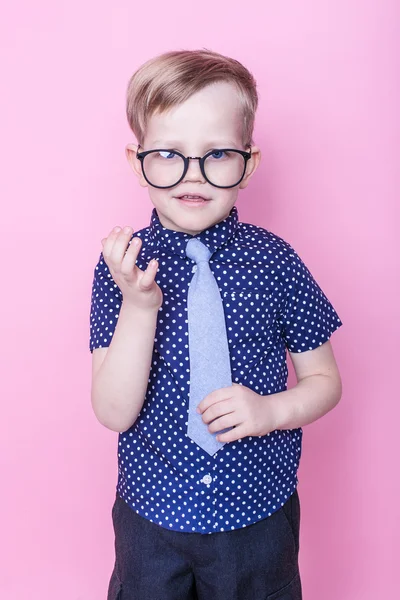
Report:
185,238,211,264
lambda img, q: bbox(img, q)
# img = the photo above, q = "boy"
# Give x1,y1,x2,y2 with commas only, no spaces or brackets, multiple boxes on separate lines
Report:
89,49,343,600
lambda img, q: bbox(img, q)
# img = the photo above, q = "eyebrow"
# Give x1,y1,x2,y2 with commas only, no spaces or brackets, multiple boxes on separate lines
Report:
150,140,241,148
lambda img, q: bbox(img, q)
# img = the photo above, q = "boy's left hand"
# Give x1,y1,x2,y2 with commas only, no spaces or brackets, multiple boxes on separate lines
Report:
197,383,281,443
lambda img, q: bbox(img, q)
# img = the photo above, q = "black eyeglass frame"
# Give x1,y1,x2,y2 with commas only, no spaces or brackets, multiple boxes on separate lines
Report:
136,145,252,189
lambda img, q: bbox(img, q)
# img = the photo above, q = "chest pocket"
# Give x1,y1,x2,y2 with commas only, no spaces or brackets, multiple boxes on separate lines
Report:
221,289,279,349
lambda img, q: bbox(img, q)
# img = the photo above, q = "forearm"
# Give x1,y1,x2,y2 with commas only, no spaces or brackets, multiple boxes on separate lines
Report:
269,373,342,430
91,302,158,432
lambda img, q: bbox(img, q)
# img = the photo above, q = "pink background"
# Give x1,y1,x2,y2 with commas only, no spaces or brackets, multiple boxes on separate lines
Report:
1,1,399,598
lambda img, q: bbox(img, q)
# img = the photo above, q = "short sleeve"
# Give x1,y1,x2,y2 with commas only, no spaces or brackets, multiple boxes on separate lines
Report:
89,251,123,353
279,244,343,353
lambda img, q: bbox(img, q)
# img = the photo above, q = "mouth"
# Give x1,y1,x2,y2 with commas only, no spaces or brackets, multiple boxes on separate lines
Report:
174,194,211,204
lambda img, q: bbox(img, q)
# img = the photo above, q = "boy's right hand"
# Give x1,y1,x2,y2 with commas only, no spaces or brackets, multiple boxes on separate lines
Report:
101,225,163,311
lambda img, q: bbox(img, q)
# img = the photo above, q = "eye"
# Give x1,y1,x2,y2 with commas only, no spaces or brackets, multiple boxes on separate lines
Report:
210,150,226,159
158,150,176,159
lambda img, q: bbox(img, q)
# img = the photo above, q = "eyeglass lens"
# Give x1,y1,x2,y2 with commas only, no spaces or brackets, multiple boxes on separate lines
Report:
142,150,246,188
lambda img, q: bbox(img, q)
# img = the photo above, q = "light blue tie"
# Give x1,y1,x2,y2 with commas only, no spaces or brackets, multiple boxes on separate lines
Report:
185,238,232,455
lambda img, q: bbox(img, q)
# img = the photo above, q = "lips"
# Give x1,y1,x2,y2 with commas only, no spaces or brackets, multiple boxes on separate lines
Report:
176,194,210,201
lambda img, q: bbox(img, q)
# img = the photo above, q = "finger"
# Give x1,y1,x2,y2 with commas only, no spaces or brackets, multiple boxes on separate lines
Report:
120,236,142,276
102,226,122,259
208,412,240,434
201,398,235,425
138,259,159,291
217,423,247,444
197,386,236,414
109,226,135,266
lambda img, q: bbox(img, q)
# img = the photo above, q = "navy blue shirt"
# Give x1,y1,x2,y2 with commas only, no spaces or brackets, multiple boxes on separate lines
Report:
89,206,342,533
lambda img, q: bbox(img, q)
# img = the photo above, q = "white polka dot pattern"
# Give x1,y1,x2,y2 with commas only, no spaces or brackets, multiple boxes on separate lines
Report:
89,206,342,533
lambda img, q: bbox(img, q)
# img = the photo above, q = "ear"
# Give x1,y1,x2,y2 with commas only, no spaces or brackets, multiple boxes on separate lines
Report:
125,143,148,188
238,145,261,190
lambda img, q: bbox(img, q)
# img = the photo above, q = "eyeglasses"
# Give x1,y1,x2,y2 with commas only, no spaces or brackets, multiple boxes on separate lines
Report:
136,145,252,189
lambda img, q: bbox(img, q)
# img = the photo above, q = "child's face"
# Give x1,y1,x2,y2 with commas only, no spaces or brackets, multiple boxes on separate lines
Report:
126,81,261,236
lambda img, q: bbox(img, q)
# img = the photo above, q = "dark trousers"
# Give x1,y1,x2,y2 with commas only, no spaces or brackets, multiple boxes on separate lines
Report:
107,490,302,600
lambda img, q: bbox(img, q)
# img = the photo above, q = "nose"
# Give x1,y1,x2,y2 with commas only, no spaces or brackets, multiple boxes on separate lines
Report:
183,157,206,183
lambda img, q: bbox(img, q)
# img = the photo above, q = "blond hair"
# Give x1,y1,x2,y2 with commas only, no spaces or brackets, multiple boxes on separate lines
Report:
126,49,258,147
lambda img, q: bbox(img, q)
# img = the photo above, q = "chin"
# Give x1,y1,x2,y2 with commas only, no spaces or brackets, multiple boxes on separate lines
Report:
180,211,226,233
154,199,235,234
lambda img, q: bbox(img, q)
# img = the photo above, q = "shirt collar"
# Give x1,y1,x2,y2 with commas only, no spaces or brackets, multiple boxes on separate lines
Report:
149,205,239,259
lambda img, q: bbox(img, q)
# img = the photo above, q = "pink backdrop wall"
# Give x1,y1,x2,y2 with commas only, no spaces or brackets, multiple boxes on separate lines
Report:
1,1,399,598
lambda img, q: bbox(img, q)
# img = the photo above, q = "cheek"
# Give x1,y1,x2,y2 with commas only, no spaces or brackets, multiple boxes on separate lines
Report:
148,189,170,208
219,189,239,208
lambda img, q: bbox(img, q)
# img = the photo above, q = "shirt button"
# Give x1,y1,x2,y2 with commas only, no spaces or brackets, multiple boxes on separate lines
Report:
201,474,212,485
192,265,197,273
